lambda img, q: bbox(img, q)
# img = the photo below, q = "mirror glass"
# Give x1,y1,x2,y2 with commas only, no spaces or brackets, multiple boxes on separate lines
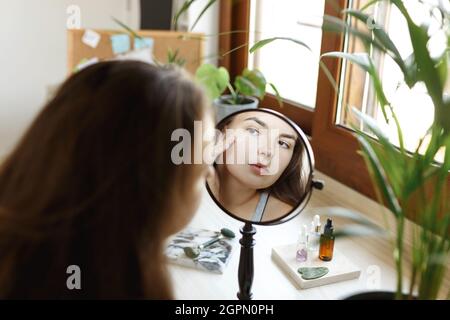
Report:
206,109,316,226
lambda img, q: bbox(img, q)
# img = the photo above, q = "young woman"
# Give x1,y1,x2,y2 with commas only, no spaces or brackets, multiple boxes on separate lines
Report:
207,111,308,223
0,61,213,299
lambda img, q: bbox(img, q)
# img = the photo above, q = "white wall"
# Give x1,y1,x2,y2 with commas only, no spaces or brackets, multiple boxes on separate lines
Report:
0,0,140,158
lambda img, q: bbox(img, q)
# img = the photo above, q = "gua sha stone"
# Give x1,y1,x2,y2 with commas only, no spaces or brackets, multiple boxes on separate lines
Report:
184,247,200,259
297,267,329,280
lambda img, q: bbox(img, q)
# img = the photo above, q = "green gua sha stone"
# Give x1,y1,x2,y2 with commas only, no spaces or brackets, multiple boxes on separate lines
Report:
184,247,200,259
221,228,236,239
297,267,329,280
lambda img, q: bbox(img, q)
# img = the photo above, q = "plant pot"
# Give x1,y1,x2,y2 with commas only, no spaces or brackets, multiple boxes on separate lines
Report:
344,291,416,300
213,95,259,124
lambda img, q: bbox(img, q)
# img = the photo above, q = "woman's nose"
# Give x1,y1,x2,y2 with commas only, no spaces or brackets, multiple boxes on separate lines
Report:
256,134,275,160
258,145,273,159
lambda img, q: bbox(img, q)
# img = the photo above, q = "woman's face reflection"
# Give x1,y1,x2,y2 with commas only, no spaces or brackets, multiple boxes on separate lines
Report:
208,111,309,223
222,111,298,190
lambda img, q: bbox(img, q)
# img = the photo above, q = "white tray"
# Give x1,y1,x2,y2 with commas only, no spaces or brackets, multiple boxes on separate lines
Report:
272,243,361,289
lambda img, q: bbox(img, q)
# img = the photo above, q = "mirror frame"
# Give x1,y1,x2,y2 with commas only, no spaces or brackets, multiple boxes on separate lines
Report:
205,108,317,226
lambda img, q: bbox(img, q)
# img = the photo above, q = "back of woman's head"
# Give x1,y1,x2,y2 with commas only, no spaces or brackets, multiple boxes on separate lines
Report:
0,61,209,299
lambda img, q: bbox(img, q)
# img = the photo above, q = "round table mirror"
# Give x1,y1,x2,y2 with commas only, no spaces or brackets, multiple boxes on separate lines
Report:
205,108,324,299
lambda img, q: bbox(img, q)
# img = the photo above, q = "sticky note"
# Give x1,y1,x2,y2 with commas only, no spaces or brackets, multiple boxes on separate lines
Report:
110,34,130,55
74,57,99,73
82,30,101,48
114,48,154,65
134,37,154,50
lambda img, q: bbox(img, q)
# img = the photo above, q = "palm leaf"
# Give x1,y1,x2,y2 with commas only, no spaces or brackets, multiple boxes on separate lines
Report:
111,16,142,40
351,108,407,197
298,15,386,52
269,83,283,108
190,0,219,31
321,52,390,122
343,9,408,78
173,0,196,30
391,0,445,112
356,133,402,217
250,37,312,54
334,224,388,238
316,206,388,229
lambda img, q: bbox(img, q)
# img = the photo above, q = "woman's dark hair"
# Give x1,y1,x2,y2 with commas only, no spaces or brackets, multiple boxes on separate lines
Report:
217,113,308,207
0,61,208,299
269,137,307,207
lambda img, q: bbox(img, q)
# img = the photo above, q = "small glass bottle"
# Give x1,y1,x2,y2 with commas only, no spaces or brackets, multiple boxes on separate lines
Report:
295,225,308,263
308,215,321,257
319,218,335,261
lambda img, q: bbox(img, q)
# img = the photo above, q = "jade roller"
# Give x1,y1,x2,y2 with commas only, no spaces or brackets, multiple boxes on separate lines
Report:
184,228,236,259
199,228,235,249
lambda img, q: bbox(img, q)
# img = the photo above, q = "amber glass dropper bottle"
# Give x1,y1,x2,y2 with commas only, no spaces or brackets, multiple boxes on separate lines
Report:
319,219,335,261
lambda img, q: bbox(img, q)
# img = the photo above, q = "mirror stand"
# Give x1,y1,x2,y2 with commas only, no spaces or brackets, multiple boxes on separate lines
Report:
237,222,256,300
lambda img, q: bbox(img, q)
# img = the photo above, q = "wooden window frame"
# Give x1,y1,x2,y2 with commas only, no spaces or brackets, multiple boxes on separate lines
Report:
312,0,377,200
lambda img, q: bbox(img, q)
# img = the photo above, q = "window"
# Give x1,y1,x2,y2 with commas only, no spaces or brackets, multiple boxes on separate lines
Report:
248,0,326,109
337,0,449,162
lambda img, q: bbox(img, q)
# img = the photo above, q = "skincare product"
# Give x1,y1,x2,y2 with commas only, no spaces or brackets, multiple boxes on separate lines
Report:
295,225,308,262
319,219,335,261
308,215,321,256
297,267,329,280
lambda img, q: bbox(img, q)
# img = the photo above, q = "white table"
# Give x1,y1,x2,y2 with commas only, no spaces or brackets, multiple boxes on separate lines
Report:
168,171,448,300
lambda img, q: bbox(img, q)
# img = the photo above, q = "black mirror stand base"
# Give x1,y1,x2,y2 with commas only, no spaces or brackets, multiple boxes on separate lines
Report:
237,222,256,300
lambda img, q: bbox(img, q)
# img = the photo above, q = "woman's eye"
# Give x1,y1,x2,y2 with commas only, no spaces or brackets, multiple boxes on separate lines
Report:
246,127,260,136
278,140,291,149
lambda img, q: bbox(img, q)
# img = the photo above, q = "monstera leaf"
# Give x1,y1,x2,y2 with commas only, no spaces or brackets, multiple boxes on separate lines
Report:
195,64,230,100
234,69,267,99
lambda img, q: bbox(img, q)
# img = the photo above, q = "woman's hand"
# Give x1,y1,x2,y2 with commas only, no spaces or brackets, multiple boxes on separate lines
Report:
204,131,235,192
204,131,236,166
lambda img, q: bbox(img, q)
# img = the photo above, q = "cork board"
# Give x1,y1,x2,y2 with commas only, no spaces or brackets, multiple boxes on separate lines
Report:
67,29,204,74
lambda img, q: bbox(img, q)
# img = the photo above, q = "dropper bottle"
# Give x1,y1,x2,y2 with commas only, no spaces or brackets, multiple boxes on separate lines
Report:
308,215,321,256
295,225,308,262
319,219,335,261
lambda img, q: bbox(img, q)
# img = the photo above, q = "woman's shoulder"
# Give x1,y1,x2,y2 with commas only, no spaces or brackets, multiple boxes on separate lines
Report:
262,195,294,222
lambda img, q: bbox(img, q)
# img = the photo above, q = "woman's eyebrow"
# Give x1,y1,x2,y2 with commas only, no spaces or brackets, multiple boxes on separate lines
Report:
244,117,268,128
279,133,297,141
244,117,297,141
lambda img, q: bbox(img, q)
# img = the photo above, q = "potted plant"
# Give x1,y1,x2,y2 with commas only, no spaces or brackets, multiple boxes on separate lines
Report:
195,63,281,122
172,1,282,122
252,0,449,300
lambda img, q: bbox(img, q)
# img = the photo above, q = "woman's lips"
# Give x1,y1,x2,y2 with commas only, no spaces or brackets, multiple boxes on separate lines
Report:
249,163,269,175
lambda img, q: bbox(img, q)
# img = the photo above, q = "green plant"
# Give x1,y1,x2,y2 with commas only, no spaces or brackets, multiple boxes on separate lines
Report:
195,63,281,106
167,48,187,67
252,0,449,299
173,0,220,31
112,16,143,40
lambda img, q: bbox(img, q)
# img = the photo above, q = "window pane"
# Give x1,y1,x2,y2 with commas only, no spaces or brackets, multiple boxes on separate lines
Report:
336,0,448,162
248,0,325,108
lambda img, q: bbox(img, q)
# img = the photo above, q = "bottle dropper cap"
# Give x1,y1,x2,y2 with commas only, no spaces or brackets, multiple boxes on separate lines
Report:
314,214,321,232
324,218,334,236
300,224,308,242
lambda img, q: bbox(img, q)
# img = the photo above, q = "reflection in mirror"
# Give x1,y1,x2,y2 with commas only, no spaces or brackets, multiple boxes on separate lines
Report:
206,109,312,224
